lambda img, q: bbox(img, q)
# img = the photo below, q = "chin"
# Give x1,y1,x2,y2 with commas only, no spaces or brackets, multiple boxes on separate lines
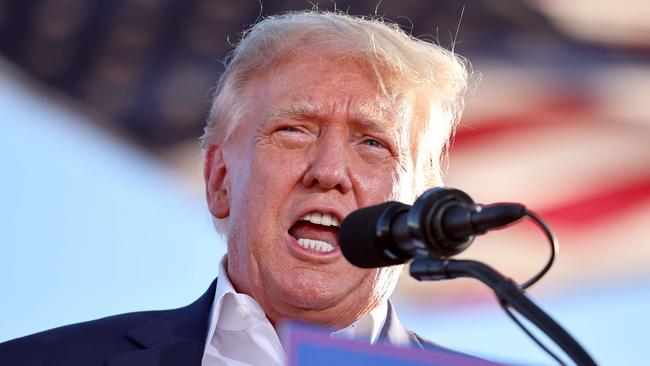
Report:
273,267,355,310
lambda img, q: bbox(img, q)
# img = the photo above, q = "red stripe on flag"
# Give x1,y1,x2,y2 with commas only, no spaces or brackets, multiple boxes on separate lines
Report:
453,96,593,148
538,177,650,228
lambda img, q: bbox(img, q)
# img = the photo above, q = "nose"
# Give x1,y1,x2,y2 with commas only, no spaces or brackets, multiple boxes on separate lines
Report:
302,129,353,194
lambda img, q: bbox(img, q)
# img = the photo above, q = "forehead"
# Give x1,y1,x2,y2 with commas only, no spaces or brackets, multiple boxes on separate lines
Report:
267,97,402,132
247,53,418,131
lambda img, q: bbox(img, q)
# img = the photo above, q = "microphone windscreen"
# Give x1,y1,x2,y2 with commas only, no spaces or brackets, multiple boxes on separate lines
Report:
339,201,408,268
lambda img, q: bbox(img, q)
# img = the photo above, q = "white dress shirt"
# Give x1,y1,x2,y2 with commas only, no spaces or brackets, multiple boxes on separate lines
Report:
201,257,388,366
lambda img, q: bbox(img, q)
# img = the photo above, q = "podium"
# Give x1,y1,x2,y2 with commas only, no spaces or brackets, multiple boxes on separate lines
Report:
282,322,504,366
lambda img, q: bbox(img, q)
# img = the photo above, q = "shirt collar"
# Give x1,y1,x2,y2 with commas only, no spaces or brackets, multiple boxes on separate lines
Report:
203,256,257,341
331,301,387,344
203,255,388,353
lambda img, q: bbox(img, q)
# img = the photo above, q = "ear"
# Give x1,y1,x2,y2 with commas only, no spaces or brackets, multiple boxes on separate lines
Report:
204,144,230,219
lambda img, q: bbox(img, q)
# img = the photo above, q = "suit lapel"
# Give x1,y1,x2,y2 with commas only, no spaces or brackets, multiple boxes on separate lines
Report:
107,278,218,366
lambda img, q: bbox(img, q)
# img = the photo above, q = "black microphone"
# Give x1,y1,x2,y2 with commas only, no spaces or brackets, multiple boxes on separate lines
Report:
339,187,527,268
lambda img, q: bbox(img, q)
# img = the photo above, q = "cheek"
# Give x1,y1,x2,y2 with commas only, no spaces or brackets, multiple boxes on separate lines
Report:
225,146,265,235
248,147,306,197
229,145,303,225
354,163,403,204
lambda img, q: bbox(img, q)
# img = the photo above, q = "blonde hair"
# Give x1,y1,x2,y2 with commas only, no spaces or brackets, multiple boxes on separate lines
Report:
201,11,470,231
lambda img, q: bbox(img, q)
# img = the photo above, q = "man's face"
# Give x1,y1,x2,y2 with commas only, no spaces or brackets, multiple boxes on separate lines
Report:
205,53,424,328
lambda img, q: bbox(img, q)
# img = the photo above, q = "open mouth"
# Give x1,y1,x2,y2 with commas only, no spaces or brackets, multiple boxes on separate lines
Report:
288,212,340,254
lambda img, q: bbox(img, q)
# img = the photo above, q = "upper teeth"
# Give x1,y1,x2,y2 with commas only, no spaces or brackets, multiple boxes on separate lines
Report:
302,212,340,227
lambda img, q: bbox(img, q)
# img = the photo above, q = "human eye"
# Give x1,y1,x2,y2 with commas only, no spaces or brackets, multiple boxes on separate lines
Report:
355,134,396,163
362,138,386,149
270,123,315,150
360,135,394,153
278,125,302,133
275,123,317,136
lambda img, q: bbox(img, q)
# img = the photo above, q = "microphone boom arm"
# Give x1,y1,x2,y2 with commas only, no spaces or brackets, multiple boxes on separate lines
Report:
410,258,597,366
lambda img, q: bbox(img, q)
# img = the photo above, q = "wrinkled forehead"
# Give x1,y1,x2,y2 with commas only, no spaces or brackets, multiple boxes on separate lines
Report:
267,55,424,126
234,50,439,153
266,93,413,132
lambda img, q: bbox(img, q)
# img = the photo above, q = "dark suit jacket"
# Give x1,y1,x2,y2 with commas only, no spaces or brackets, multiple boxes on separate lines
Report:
0,278,466,365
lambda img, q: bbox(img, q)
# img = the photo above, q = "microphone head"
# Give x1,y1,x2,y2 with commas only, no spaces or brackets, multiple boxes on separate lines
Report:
339,201,410,268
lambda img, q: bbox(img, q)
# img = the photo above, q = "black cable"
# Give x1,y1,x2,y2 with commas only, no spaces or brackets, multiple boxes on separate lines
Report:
410,207,595,365
499,298,568,365
520,209,559,290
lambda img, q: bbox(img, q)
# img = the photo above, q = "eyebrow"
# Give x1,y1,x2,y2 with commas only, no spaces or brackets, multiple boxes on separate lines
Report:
267,101,322,122
354,103,396,132
266,100,397,132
